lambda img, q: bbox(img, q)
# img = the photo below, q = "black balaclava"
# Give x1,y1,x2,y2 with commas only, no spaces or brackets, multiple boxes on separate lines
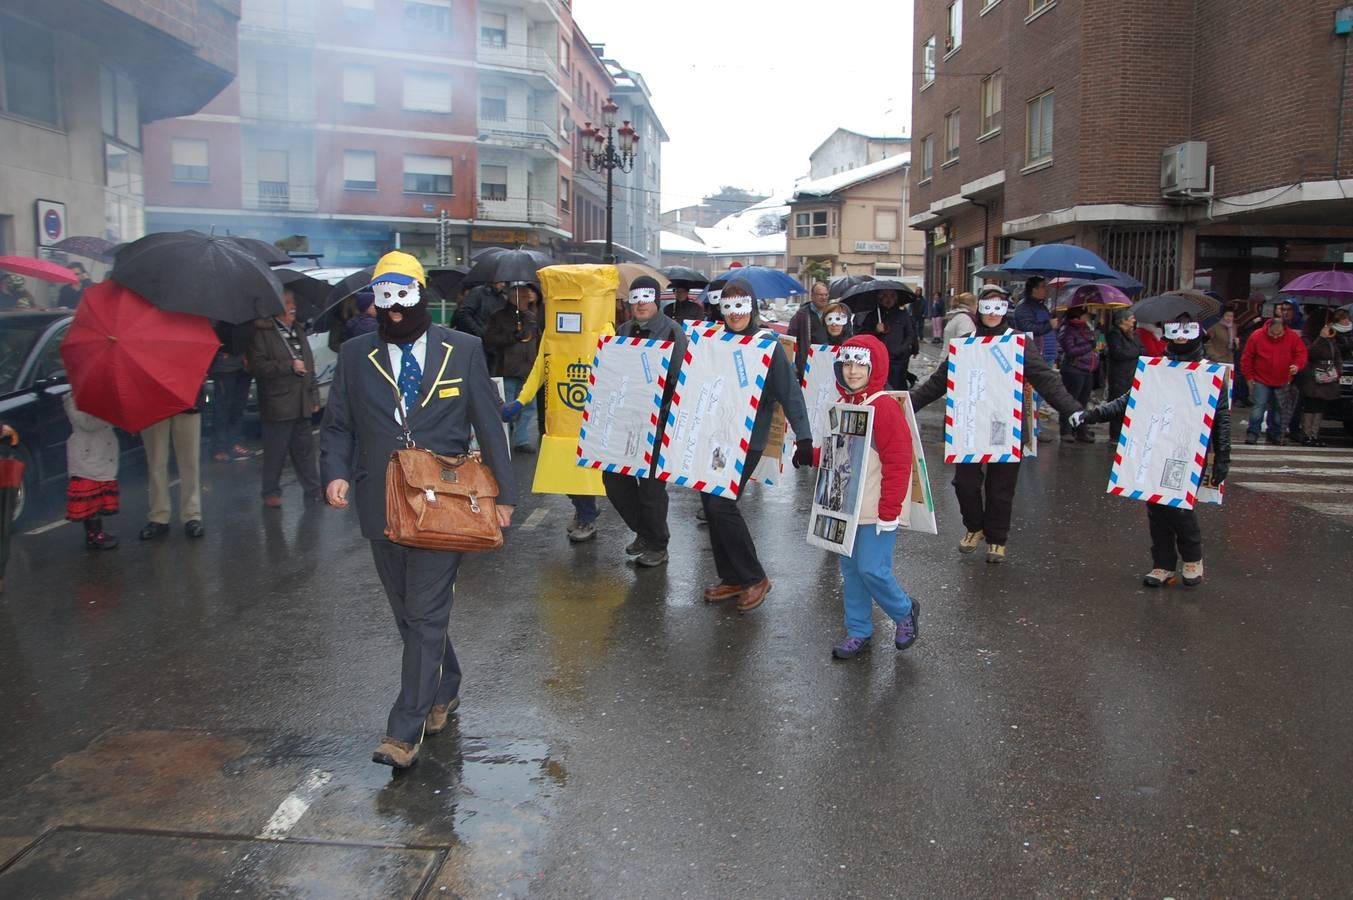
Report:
377,294,431,343
1165,333,1206,362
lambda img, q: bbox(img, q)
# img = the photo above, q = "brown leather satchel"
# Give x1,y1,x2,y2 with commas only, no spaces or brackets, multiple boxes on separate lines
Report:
384,448,503,551
381,379,502,552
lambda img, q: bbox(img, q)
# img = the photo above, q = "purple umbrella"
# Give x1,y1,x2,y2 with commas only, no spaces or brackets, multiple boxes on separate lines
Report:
1279,271,1353,305
1053,282,1131,311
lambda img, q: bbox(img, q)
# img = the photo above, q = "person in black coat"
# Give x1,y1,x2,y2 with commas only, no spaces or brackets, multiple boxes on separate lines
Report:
910,293,1084,564
1104,308,1144,445
856,289,918,389
1080,316,1231,588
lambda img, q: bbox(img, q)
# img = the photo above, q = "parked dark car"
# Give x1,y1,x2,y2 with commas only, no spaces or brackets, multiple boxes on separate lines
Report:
0,311,75,522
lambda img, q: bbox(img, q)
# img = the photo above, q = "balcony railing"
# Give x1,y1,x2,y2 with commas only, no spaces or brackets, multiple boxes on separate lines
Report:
476,198,560,228
245,181,318,212
476,115,559,152
478,39,558,78
241,90,316,122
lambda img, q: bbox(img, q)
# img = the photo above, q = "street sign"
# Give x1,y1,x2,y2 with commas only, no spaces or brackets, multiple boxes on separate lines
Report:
35,199,66,247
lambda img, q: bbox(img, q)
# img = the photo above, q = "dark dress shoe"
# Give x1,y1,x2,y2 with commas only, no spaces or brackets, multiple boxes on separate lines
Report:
138,522,170,541
184,520,206,538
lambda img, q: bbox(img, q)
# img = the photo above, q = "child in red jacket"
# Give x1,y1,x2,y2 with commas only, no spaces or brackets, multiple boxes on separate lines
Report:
830,335,921,660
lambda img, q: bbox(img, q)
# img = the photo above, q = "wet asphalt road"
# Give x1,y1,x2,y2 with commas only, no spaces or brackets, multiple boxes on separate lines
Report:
2,361,1352,898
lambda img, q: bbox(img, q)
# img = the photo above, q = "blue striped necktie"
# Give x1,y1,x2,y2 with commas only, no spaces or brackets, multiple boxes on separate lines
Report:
397,342,421,413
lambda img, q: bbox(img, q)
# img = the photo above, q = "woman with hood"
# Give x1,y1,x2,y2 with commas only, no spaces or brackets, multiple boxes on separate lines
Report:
827,335,920,660
700,278,815,613
1079,315,1231,587
1057,305,1098,442
822,301,853,346
1105,308,1143,445
909,292,1084,564
942,292,978,342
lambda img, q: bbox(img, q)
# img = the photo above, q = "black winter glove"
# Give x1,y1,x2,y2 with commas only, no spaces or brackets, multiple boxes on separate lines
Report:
791,438,815,469
1210,462,1228,486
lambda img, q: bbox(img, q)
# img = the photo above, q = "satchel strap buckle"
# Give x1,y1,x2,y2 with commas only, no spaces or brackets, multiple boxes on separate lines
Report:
468,492,480,513
424,488,437,503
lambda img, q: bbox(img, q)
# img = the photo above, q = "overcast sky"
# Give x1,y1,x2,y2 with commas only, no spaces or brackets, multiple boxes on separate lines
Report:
573,1,915,212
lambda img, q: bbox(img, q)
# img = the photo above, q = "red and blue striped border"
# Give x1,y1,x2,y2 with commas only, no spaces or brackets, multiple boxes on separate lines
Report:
576,335,673,475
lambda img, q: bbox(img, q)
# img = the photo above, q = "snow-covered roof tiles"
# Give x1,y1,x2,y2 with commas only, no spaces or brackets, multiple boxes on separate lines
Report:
789,153,911,200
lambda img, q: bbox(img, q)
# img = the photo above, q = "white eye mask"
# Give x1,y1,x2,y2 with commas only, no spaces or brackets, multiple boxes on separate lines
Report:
720,296,754,316
1163,321,1201,340
372,281,421,309
839,346,872,367
628,287,657,305
825,312,850,327
977,299,1009,317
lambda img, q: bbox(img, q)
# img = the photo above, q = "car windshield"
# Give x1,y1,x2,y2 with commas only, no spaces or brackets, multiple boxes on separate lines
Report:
0,316,56,394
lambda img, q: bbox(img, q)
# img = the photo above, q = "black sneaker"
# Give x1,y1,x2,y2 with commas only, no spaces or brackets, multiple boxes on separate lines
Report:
636,548,668,567
138,522,170,541
1244,433,1258,445
86,531,119,550
624,537,646,556
184,520,206,538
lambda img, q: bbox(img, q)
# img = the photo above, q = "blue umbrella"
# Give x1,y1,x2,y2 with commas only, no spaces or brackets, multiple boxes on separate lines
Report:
999,244,1119,279
706,266,805,300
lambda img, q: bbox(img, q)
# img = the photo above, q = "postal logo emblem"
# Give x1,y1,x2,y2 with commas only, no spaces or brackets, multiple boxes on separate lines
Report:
558,360,591,411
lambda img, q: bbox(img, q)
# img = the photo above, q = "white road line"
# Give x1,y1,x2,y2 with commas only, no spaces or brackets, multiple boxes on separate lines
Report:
1298,502,1353,517
1227,453,1353,464
1227,467,1353,478
1230,481,1353,494
519,508,549,530
1231,445,1353,454
24,519,69,535
257,768,333,839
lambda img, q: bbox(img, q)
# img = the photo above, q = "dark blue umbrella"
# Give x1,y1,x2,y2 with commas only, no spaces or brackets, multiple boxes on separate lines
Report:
999,244,1118,279
706,266,805,300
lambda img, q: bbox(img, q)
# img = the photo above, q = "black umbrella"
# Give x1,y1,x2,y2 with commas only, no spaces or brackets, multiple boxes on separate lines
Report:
227,236,292,266
110,231,284,324
660,265,709,287
276,269,332,321
427,266,470,306
829,274,874,300
494,249,546,286
464,246,552,285
310,266,376,333
838,279,918,315
1130,293,1207,324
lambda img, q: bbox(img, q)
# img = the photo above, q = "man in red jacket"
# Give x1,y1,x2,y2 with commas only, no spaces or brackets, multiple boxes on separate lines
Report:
1239,315,1308,445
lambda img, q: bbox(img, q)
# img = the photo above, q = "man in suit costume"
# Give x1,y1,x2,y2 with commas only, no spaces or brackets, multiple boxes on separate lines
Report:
321,251,517,769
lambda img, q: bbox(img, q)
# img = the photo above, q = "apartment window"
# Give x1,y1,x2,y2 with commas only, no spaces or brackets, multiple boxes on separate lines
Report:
1,14,59,127
257,149,290,209
403,72,452,113
1026,90,1054,165
403,0,451,33
255,60,289,118
101,66,140,148
342,0,374,21
921,36,936,86
559,176,570,212
560,104,571,142
343,150,377,190
479,84,507,121
965,244,986,292
874,209,898,242
1029,0,1054,15
403,154,452,194
920,135,934,181
559,38,570,72
170,139,209,183
480,164,508,201
980,72,1002,136
480,12,507,48
341,66,375,105
946,0,963,52
943,109,960,163
875,264,900,278
794,211,827,239
105,142,142,194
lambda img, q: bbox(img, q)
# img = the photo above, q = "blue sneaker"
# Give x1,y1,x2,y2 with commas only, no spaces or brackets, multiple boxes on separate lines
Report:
895,600,921,650
832,635,871,660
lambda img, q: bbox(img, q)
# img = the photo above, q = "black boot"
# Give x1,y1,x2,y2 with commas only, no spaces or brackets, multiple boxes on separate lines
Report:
85,518,119,550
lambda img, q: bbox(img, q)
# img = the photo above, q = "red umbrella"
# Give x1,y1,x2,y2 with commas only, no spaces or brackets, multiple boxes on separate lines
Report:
59,281,220,433
0,255,80,285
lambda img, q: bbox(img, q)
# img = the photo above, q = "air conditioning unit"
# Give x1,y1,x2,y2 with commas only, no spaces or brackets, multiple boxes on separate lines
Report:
1161,141,1208,195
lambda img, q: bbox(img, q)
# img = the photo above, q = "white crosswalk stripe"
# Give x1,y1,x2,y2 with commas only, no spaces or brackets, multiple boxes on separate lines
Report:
1225,442,1353,520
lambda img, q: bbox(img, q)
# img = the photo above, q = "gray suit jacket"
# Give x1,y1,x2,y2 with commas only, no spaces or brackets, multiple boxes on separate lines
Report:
320,325,518,540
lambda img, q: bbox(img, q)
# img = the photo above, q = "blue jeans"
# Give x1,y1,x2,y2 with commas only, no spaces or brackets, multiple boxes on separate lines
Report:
569,494,598,525
838,527,913,639
1247,382,1284,439
503,376,536,449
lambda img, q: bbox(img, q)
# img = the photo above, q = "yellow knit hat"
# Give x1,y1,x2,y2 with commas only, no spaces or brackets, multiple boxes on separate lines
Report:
368,250,426,288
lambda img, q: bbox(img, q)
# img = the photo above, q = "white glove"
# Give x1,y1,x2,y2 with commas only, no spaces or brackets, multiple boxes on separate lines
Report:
1068,410,1085,429
875,519,899,534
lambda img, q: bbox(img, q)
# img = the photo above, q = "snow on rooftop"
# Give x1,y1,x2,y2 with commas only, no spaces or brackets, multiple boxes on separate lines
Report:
789,153,911,200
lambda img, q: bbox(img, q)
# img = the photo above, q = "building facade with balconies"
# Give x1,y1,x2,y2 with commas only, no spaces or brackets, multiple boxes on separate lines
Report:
0,0,238,269
144,0,585,266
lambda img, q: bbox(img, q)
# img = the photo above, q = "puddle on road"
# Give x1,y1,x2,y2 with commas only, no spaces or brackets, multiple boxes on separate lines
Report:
0,727,567,898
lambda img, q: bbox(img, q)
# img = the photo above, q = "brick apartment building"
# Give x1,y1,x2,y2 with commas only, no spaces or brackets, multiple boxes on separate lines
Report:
0,0,238,269
910,0,1353,301
142,0,663,267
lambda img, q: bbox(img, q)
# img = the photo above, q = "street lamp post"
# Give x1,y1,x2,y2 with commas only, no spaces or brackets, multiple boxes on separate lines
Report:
580,98,639,264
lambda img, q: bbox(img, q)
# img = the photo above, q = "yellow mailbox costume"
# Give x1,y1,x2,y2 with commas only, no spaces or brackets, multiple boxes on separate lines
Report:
512,264,617,495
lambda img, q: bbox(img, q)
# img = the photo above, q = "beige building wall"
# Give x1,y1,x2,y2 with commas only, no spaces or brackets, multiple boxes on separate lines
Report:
787,169,925,284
